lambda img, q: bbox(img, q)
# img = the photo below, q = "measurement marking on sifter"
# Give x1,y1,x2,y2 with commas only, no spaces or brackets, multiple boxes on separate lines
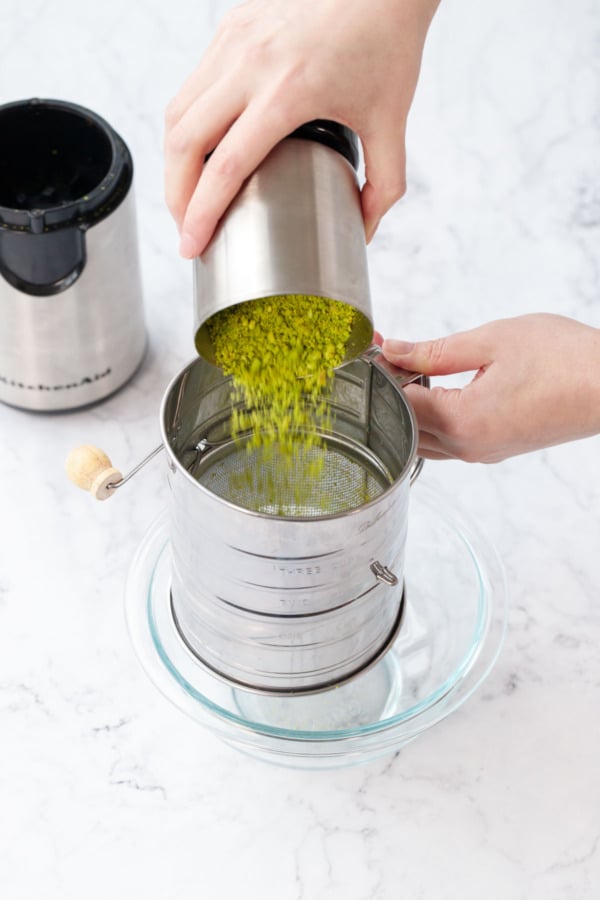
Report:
272,564,322,577
232,547,337,561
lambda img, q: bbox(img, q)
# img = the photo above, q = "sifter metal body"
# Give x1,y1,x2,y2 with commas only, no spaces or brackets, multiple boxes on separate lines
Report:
160,350,423,694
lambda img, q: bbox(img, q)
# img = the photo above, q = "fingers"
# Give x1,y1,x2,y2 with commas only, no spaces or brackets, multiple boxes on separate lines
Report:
382,326,494,376
411,414,456,459
164,82,245,234
178,98,305,257
164,5,253,129
403,382,500,464
415,440,455,461
360,126,407,243
403,382,461,437
404,383,469,460
164,37,230,131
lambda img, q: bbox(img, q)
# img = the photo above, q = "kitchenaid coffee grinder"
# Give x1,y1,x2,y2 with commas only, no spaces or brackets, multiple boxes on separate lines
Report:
0,97,146,411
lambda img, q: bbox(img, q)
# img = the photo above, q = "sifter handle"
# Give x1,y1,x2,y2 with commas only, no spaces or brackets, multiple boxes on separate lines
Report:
65,444,164,500
362,343,428,388
362,344,429,485
65,445,123,501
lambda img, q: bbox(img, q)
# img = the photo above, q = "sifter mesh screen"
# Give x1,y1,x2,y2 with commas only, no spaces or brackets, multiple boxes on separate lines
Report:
188,434,393,518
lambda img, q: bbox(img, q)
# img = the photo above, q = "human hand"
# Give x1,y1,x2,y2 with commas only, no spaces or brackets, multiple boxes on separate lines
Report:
382,314,600,463
164,0,440,258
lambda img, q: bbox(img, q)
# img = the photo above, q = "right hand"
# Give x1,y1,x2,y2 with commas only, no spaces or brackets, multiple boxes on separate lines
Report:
382,314,600,463
164,0,440,257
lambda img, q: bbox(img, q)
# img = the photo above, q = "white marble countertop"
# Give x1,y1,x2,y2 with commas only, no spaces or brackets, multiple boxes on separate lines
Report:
1,1,599,897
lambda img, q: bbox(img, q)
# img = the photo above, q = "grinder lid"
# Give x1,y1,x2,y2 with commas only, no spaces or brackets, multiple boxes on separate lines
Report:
289,120,359,170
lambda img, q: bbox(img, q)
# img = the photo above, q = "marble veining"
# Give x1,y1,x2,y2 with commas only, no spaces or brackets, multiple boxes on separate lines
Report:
0,0,599,898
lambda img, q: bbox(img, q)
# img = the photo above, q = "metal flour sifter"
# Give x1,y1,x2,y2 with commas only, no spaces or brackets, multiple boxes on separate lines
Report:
67,120,427,695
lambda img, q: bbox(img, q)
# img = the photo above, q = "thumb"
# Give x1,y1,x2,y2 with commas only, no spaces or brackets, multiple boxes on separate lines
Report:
360,127,407,243
382,328,492,376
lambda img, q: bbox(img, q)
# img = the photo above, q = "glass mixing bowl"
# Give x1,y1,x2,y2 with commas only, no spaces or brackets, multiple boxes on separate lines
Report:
125,481,508,769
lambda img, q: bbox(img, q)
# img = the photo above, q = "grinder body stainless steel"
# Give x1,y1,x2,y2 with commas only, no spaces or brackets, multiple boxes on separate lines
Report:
161,352,420,694
0,196,145,411
194,123,373,363
0,98,146,412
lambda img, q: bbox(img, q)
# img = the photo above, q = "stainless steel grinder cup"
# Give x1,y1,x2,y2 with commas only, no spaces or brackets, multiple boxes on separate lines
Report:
193,121,373,364
161,348,422,694
0,98,146,411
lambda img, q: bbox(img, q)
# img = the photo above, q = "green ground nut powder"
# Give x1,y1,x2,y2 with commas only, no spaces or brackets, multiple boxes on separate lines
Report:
206,294,357,511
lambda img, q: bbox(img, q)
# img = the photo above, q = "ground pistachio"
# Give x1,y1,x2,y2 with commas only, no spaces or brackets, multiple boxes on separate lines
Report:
206,294,357,512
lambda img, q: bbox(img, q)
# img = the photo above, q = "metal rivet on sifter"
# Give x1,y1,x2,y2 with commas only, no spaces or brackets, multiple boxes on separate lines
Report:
370,561,398,586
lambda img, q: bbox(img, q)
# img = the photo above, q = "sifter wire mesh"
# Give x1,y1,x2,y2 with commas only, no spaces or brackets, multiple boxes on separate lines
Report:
166,355,416,520
188,432,393,518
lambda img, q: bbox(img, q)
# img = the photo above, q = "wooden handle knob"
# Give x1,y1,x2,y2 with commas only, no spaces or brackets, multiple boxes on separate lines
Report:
65,445,123,501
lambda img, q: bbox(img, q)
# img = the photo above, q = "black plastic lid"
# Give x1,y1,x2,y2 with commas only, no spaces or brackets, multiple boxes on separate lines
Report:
0,97,133,234
289,120,359,170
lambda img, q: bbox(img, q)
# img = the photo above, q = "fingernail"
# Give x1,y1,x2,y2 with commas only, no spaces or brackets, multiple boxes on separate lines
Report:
179,232,198,259
384,340,415,356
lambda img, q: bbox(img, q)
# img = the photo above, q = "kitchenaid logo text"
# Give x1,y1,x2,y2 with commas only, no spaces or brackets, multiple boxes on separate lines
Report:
0,368,112,392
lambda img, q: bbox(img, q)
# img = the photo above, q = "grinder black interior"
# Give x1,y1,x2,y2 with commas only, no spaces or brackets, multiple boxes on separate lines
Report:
0,103,112,212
